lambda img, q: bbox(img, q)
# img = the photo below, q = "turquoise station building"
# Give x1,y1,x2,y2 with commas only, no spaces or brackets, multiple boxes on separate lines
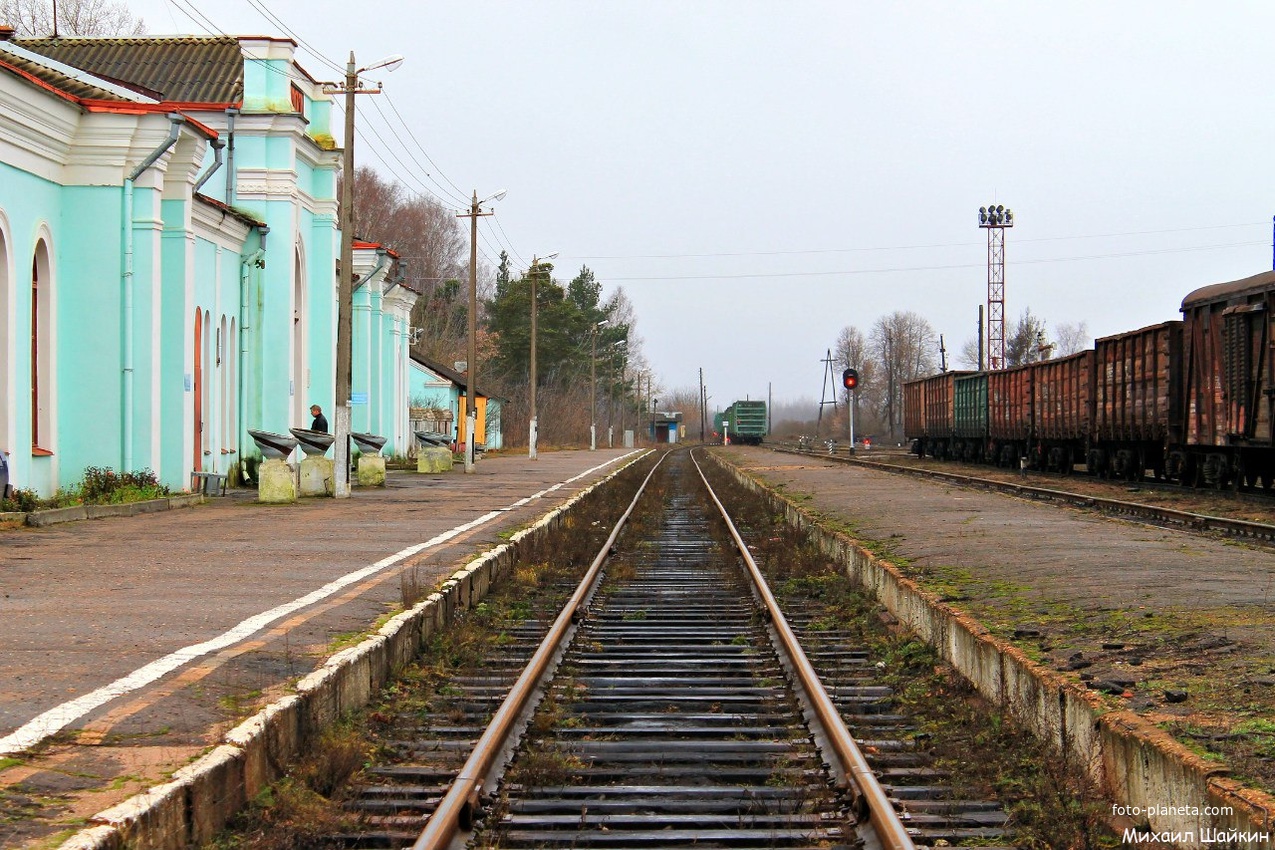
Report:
0,31,418,495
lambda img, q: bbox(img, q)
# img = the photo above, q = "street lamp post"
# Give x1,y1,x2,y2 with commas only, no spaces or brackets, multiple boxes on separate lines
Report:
329,51,402,499
457,189,505,473
589,319,608,450
528,252,558,460
610,340,626,448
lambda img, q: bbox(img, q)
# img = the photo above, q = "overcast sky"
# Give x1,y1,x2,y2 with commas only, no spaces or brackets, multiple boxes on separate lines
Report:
131,0,1275,410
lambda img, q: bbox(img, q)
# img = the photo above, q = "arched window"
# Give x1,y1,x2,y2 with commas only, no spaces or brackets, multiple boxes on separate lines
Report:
31,239,52,453
292,246,306,425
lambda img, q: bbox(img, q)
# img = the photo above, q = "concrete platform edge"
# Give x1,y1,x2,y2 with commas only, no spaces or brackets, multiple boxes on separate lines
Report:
708,450,1275,850
23,495,205,528
64,450,649,850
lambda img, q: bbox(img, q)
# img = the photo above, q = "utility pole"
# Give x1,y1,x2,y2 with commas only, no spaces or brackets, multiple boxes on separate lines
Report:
699,367,705,443
326,51,401,498
816,348,838,439
527,253,557,459
589,320,607,450
939,335,948,373
456,190,502,472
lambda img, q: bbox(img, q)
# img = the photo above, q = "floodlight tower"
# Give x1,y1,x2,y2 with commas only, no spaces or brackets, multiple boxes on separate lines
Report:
977,204,1014,370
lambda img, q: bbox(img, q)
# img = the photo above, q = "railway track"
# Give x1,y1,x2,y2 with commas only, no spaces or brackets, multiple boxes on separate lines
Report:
772,441,1275,545
314,449,1019,850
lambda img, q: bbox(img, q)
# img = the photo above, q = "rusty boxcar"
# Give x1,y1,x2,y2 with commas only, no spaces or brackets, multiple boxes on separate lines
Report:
987,365,1033,466
1180,271,1275,488
1031,350,1095,474
904,372,971,458
1091,321,1183,481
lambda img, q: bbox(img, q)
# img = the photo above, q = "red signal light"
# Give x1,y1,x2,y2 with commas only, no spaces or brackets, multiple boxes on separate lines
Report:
842,368,859,391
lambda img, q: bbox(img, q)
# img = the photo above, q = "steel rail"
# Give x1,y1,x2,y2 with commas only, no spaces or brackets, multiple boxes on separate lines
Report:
412,449,663,850
772,442,1275,544
689,450,917,850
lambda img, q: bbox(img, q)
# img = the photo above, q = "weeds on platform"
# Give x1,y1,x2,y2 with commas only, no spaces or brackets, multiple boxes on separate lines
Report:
205,723,367,850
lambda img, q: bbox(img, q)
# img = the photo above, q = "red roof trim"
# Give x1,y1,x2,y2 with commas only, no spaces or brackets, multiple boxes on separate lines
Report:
81,102,220,139
0,56,83,104
353,240,402,259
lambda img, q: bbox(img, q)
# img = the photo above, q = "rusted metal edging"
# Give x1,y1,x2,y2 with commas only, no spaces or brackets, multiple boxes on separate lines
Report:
690,450,917,850
412,450,665,850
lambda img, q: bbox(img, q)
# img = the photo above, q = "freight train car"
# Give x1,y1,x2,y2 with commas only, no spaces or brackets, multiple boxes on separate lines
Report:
721,400,768,445
1092,321,1182,481
952,372,989,461
987,364,1033,467
1181,272,1275,488
1033,350,1095,474
904,372,971,459
902,268,1275,489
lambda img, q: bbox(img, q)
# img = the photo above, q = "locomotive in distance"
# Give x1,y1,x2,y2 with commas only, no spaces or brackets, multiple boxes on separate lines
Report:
714,400,768,445
903,269,1275,489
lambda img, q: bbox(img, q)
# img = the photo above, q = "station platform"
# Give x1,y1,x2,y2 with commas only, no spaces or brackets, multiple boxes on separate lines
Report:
716,445,1275,797
0,448,639,846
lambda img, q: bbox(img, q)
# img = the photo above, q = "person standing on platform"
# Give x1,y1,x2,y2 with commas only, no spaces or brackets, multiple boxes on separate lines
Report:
310,404,329,433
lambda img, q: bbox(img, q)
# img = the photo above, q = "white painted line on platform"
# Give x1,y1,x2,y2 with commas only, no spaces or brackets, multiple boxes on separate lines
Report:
0,451,641,756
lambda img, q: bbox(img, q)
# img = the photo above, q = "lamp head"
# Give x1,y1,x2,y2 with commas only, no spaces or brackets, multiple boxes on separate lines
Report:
361,54,404,74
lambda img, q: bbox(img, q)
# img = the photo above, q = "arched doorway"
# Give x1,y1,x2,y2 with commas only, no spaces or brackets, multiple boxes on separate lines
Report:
0,223,10,457
193,307,203,472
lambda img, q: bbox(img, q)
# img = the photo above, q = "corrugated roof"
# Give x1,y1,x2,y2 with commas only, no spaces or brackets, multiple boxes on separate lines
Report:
0,44,135,101
16,36,243,104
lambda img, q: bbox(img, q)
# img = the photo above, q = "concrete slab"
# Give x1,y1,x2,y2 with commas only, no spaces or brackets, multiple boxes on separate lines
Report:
0,448,638,847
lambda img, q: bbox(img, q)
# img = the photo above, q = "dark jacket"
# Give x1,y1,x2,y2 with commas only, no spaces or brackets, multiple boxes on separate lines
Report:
311,413,329,433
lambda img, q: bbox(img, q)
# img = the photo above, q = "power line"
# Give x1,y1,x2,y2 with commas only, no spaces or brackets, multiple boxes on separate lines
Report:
573,222,1269,261
239,0,344,75
599,240,1268,282
363,96,469,206
382,92,470,203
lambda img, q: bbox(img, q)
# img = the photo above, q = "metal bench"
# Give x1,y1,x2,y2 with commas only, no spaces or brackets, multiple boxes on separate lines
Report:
190,471,228,496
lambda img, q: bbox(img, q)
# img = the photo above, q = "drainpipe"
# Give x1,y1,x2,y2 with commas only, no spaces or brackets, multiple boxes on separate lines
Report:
353,247,390,291
122,112,185,472
193,137,224,194
225,108,238,206
238,226,268,481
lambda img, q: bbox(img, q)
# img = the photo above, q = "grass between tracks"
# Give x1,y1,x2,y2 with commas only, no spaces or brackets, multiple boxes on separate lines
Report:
700,457,1122,850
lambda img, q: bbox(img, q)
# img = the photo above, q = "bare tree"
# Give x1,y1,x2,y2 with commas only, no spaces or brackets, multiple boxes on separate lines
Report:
1053,320,1090,356
343,167,470,365
1,0,144,36
870,311,937,439
834,325,881,438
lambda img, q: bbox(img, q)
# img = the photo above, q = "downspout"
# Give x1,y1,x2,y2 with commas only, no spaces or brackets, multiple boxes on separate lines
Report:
193,137,224,194
238,226,268,482
122,112,184,472
225,107,238,206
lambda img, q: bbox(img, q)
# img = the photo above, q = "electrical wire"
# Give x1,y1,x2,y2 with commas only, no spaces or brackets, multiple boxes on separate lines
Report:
574,222,1269,261
599,240,1268,282
239,0,345,76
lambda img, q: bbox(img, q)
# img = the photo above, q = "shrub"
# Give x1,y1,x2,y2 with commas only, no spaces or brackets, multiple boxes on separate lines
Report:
0,487,41,513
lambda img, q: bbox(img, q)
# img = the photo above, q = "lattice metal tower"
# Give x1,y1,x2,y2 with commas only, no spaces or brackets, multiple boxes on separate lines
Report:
978,204,1014,369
